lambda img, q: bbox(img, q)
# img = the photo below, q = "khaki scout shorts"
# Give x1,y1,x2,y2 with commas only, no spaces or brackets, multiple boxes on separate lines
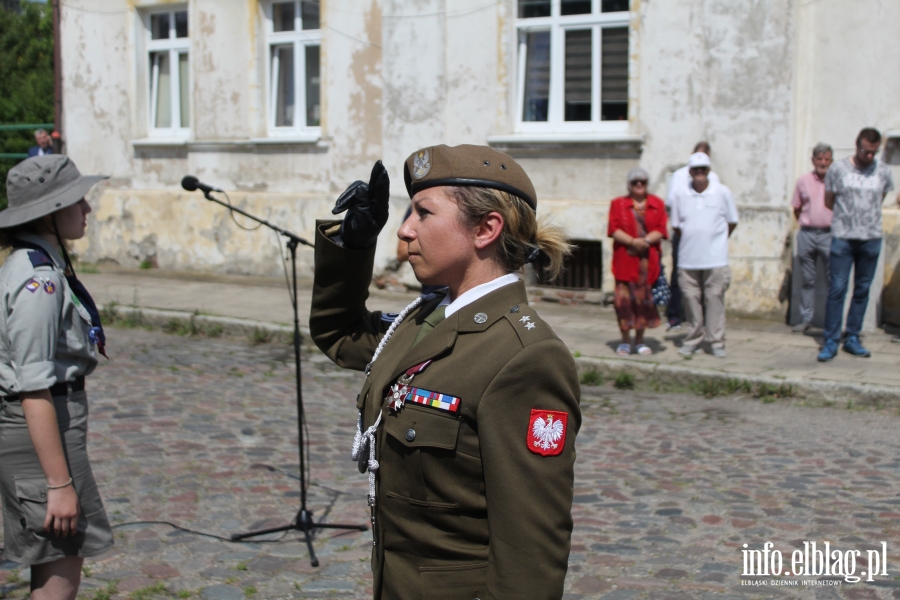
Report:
0,391,114,565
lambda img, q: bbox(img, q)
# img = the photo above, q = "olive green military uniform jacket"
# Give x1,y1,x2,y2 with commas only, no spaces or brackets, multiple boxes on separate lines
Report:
310,221,581,600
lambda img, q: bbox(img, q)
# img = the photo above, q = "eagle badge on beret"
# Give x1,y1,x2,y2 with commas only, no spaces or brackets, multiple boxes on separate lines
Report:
412,150,431,180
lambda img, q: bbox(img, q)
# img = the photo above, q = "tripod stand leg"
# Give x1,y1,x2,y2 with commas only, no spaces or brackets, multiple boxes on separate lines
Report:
298,509,320,567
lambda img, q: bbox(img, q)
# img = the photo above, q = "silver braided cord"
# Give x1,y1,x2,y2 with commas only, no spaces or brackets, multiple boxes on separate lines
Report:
353,294,427,505
364,295,424,375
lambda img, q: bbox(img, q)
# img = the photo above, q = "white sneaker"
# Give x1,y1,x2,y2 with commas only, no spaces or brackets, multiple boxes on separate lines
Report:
678,345,697,356
712,347,727,358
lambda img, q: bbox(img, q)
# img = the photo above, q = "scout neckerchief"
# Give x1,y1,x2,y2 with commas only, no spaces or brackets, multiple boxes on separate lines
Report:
11,239,108,358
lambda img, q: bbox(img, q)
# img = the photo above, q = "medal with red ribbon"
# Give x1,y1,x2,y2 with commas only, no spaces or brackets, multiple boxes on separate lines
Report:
386,360,432,412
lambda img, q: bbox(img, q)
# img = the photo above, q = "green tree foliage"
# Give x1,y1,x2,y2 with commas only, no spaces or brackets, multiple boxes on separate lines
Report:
0,1,55,209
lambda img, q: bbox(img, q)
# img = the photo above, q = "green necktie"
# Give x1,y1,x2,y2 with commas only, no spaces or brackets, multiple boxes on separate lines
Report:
411,304,447,348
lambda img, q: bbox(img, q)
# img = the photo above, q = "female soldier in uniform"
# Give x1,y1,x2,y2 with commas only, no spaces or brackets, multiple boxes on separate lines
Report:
0,156,114,600
311,145,581,600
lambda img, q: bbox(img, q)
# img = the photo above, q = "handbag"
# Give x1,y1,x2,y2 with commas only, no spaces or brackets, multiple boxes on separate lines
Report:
631,204,670,306
652,263,671,306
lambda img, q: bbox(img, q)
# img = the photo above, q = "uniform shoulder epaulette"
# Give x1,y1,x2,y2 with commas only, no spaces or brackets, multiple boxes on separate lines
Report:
25,250,55,270
503,304,556,347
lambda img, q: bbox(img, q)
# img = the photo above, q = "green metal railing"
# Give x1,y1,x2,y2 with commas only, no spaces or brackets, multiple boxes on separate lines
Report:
0,124,56,160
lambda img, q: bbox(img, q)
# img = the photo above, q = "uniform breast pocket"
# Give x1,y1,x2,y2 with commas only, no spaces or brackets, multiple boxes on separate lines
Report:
64,303,93,347
383,407,462,508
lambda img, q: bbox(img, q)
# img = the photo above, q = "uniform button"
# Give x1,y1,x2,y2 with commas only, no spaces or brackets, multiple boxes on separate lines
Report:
510,305,520,313
405,429,416,442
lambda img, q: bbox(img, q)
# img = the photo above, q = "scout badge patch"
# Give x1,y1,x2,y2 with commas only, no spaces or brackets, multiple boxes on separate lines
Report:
25,279,40,293
528,409,568,457
43,280,56,294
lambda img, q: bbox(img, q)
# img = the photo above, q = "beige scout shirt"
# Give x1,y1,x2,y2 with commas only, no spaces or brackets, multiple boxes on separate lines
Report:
310,221,581,600
0,234,97,395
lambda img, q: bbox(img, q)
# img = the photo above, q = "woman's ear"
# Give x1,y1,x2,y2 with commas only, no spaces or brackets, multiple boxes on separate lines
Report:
473,211,504,250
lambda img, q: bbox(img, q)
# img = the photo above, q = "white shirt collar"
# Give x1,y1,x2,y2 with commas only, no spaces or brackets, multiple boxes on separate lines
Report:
440,273,520,317
687,180,718,196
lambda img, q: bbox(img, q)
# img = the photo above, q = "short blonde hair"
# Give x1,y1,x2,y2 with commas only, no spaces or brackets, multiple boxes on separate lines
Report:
446,186,572,281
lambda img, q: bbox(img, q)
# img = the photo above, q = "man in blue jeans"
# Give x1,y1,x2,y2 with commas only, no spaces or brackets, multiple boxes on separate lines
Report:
817,128,895,362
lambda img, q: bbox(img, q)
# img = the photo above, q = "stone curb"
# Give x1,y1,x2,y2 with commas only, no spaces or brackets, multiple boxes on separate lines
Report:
104,304,899,408
574,356,900,408
104,305,316,348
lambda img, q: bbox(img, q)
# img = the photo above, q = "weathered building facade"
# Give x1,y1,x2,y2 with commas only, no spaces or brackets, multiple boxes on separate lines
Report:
61,0,900,321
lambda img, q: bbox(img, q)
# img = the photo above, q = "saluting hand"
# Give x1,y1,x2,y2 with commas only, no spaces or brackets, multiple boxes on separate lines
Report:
45,485,80,538
332,160,391,249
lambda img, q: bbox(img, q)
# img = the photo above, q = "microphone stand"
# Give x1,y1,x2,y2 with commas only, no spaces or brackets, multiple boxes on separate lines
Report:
197,190,367,566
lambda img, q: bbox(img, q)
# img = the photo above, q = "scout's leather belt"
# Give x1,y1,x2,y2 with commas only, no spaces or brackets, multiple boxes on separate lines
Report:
2,376,85,402
800,226,831,232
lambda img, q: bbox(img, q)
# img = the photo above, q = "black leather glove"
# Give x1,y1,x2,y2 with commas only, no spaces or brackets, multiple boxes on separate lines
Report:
332,160,390,249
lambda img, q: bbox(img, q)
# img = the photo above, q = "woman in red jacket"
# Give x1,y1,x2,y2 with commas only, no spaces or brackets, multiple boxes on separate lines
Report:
607,168,668,355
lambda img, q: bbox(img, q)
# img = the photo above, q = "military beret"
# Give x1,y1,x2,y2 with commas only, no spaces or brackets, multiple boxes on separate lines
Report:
403,144,537,211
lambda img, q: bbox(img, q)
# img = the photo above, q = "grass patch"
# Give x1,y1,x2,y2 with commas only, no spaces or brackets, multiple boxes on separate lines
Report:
130,582,167,599
572,350,582,358
89,581,119,600
236,562,248,571
613,372,635,390
177,591,193,599
249,327,274,345
580,368,604,386
138,259,154,270
754,382,796,403
694,378,722,398
82,565,93,577
78,262,100,274
163,318,200,336
725,378,752,394
244,586,257,598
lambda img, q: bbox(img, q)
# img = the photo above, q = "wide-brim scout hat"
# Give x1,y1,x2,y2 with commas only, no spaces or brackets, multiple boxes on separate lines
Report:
1,155,108,229
403,144,537,211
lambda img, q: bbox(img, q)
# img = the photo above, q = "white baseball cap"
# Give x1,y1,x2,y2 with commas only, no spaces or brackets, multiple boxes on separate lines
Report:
688,152,711,168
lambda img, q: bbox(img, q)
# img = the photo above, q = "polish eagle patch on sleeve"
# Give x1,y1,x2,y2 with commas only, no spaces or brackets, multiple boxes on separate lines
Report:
527,409,568,457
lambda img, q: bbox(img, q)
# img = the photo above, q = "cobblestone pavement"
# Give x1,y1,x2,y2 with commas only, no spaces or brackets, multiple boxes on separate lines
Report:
0,327,898,600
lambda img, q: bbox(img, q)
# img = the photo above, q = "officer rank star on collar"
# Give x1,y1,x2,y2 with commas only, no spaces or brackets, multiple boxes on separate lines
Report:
525,322,536,330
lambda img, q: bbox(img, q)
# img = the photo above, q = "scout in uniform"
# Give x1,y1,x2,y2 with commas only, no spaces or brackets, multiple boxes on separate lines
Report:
0,156,114,600
310,145,581,599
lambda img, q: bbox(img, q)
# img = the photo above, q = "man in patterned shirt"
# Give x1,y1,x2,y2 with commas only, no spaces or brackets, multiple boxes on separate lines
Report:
817,128,895,362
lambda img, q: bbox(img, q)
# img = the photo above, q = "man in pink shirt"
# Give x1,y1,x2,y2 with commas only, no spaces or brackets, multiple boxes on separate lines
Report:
791,143,833,332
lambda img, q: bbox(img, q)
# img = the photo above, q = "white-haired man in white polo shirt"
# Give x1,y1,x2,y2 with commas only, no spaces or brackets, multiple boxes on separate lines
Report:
670,152,739,358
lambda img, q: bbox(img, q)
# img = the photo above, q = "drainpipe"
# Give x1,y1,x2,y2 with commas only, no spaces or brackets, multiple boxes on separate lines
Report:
52,0,64,154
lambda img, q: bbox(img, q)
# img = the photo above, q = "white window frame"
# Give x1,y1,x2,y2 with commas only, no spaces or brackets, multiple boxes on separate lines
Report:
264,1,322,137
515,0,630,134
144,6,191,138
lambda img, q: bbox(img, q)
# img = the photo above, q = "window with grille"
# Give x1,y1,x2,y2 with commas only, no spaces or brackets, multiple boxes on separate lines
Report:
265,1,321,135
516,0,630,133
536,240,604,290
145,7,190,136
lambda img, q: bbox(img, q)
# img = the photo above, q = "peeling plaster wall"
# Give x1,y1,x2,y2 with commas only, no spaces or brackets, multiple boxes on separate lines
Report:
60,1,135,178
61,0,897,319
636,0,795,317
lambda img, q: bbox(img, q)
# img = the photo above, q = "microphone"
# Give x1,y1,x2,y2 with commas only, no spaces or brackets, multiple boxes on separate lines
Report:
181,175,224,194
